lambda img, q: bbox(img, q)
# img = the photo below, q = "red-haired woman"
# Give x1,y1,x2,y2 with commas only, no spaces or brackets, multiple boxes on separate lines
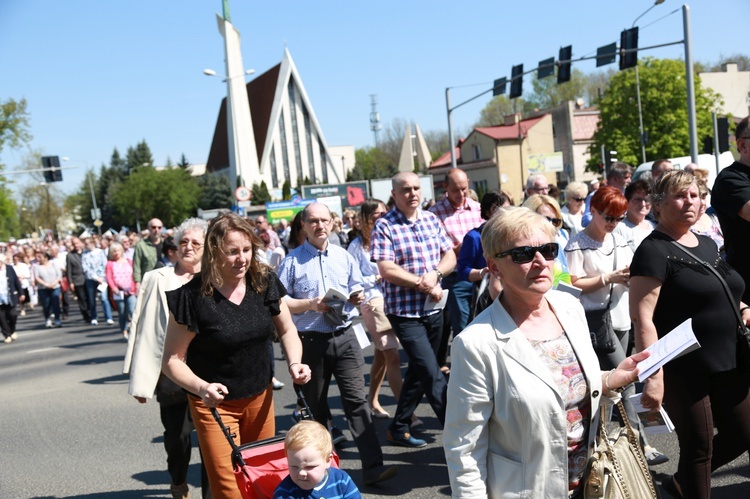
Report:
564,185,666,465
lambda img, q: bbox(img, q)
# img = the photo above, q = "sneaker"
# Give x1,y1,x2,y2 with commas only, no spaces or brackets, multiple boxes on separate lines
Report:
90,319,98,325
363,464,399,486
45,319,53,328
644,446,669,466
3,336,11,344
10,332,18,341
169,482,190,499
106,319,114,325
272,378,285,390
386,430,426,448
330,426,348,446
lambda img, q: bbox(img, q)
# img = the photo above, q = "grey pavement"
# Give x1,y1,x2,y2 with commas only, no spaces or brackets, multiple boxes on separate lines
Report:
1,305,749,498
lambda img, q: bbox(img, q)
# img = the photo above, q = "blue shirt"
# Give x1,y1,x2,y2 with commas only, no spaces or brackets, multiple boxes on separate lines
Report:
278,240,364,333
274,467,361,499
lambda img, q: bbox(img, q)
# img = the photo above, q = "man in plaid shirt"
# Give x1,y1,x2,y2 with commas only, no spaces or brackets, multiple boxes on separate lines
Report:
429,169,483,371
371,172,456,448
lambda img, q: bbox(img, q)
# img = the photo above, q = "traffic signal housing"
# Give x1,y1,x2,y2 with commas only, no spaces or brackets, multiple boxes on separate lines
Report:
42,156,63,182
557,46,572,83
510,64,523,99
620,27,639,70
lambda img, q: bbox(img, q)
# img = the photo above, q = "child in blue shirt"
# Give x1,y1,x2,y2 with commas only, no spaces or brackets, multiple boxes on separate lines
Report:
274,420,361,499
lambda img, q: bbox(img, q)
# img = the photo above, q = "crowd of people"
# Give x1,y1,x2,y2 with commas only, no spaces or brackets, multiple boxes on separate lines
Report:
5,117,750,498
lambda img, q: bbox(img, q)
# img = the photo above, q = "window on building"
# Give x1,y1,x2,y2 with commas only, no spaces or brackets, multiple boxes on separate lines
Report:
269,145,278,188
288,82,304,183
279,112,291,184
473,179,488,198
472,144,482,161
319,139,329,184
303,108,316,183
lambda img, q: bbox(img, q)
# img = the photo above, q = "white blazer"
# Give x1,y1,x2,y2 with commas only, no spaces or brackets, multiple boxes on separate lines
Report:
122,267,180,399
444,290,608,499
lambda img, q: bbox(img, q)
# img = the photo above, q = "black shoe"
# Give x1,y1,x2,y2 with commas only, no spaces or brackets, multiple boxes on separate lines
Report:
644,446,669,466
363,465,398,486
330,426,348,446
662,475,683,498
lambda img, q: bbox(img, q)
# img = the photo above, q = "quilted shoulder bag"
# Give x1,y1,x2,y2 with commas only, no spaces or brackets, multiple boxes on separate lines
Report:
584,401,658,499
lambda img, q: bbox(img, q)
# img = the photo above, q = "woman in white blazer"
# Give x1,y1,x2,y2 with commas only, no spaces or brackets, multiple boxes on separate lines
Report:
123,217,208,499
444,208,648,499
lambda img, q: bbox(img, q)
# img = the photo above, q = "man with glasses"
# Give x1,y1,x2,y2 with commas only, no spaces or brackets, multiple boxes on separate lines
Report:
277,202,398,486
255,215,282,252
524,173,550,199
371,172,456,448
712,116,750,302
133,218,164,294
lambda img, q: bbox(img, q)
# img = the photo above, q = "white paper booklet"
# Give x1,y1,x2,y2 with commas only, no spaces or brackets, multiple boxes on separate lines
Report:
628,393,675,435
637,318,700,382
424,289,449,312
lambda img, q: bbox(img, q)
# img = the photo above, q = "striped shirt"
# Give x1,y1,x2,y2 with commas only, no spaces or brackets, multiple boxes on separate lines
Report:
429,195,483,247
370,207,453,318
277,240,363,333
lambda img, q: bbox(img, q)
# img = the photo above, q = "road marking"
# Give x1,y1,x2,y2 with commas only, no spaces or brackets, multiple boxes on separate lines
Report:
27,347,62,354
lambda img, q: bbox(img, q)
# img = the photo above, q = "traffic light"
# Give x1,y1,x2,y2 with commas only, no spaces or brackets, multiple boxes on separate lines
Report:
492,77,507,97
509,64,523,99
557,45,572,84
717,116,730,153
538,57,555,79
620,27,639,70
41,156,63,182
604,149,617,167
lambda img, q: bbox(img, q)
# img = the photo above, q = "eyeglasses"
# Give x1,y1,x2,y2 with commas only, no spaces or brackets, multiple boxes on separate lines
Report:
602,214,626,224
150,226,163,230
545,216,563,228
179,240,203,250
530,186,550,193
305,218,331,226
495,242,559,264
571,197,586,202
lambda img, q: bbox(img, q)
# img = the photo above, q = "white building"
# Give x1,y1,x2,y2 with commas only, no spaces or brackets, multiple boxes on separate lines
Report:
699,63,750,119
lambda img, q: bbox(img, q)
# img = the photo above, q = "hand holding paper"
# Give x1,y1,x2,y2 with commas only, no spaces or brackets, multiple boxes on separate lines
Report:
636,318,701,382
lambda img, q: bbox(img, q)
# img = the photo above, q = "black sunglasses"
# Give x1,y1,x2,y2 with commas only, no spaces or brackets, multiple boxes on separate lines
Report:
603,214,626,224
572,197,586,202
495,242,559,264
545,216,563,228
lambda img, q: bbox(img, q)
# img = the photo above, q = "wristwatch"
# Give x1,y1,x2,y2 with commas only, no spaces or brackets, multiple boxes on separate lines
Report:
434,268,444,282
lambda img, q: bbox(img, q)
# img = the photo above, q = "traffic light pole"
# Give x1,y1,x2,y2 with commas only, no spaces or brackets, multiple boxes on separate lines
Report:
683,4,698,163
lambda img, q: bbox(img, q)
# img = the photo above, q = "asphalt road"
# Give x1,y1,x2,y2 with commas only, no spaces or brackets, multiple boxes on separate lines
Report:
2,305,749,498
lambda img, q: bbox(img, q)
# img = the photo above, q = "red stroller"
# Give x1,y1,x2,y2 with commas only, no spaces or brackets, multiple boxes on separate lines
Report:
211,387,340,499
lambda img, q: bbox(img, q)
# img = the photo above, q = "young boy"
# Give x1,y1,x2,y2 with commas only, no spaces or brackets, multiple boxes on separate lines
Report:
274,420,361,499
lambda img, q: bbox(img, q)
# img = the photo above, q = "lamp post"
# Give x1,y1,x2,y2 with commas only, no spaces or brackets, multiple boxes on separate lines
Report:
632,0,665,165
62,157,101,235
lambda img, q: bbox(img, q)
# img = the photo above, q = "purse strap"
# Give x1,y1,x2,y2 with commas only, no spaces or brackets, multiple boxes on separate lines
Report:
669,241,745,332
598,401,657,499
603,233,617,309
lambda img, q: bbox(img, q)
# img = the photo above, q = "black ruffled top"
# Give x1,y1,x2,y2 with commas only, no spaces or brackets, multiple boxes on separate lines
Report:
166,272,287,400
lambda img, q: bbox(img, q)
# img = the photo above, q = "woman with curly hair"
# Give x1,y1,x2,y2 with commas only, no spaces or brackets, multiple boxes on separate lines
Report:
162,212,311,498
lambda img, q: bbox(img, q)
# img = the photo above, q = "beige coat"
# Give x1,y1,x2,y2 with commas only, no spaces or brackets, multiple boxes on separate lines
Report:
444,290,609,499
123,267,181,399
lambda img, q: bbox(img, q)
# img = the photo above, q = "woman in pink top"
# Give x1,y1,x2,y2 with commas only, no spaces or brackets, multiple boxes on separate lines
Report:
106,241,136,337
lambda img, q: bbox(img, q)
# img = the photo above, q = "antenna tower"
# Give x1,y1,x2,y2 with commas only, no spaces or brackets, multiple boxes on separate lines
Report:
369,94,382,146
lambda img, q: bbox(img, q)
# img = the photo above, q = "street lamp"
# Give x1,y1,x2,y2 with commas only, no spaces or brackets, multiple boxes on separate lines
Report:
632,0,665,165
62,157,101,235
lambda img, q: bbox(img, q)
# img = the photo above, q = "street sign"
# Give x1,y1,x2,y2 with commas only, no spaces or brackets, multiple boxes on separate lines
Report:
235,186,252,202
93,219,103,227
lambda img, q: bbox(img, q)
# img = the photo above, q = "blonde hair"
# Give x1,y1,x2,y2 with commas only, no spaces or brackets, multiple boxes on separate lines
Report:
522,194,563,220
481,207,556,261
284,420,332,460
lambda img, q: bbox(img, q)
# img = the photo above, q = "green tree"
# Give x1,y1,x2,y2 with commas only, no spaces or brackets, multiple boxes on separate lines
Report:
282,180,291,200
109,166,200,229
348,148,398,181
0,186,18,239
178,154,190,169
590,58,721,170
0,98,32,162
197,174,232,209
251,181,271,205
475,95,534,127
526,68,588,109
125,139,154,173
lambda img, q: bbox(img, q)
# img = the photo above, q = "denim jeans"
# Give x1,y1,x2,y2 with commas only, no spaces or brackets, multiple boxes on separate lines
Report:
85,279,112,321
114,293,136,332
38,287,61,321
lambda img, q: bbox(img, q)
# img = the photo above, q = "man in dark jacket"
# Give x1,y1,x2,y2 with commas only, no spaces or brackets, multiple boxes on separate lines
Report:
1,253,24,343
66,237,90,322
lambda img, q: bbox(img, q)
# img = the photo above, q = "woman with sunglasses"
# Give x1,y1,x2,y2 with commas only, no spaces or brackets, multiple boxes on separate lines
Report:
522,194,572,288
444,207,648,497
562,181,589,236
564,186,665,465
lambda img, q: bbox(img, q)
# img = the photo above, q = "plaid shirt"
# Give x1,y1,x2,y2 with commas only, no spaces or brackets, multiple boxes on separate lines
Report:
429,195,483,247
277,240,364,333
370,208,453,318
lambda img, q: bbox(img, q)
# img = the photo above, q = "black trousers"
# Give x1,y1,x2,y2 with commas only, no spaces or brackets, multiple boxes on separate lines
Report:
0,304,18,338
298,328,383,471
71,282,90,322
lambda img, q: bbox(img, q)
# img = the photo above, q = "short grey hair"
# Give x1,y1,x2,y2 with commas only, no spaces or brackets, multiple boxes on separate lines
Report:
174,218,209,244
525,173,548,190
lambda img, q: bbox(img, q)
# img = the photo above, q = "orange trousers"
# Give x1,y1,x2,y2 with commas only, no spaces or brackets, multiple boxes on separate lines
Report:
189,386,275,499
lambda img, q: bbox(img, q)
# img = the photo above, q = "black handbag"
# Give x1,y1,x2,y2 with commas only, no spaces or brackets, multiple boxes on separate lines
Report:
586,234,619,354
670,241,750,374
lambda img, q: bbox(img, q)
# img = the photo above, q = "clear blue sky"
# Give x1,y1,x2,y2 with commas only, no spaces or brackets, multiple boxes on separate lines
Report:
1,0,745,195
